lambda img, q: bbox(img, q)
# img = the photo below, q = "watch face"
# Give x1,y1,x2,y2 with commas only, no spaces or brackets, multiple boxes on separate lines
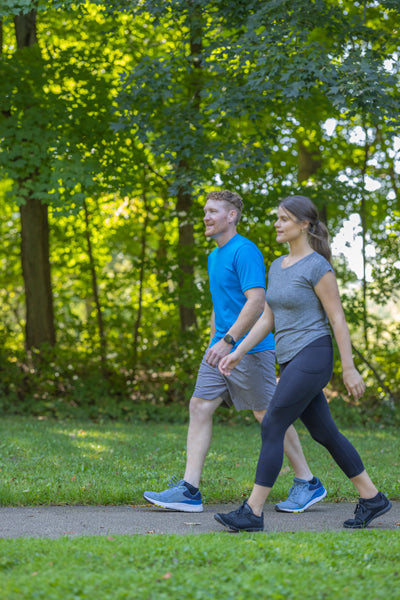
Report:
224,334,235,345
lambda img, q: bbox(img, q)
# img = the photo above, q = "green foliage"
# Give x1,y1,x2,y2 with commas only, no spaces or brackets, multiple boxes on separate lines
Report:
0,0,399,417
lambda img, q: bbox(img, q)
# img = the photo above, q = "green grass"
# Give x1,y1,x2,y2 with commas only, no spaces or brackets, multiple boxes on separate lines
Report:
0,532,399,599
0,415,399,505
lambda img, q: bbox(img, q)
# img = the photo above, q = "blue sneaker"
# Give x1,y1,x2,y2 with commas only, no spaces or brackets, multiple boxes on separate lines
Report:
275,477,327,513
143,477,203,513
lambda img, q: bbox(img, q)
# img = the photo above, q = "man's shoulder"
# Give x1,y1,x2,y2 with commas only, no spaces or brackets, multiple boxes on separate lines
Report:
234,234,262,253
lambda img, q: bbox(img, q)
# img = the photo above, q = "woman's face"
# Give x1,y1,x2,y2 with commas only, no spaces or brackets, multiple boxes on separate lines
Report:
274,206,307,244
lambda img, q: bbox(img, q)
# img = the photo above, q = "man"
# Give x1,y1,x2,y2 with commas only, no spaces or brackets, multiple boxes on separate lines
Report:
143,190,326,513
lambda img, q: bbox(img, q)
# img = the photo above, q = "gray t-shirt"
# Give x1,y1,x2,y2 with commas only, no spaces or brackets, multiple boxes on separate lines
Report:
266,252,334,364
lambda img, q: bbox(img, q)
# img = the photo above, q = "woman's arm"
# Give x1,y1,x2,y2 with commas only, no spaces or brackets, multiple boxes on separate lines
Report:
314,271,365,401
218,301,274,376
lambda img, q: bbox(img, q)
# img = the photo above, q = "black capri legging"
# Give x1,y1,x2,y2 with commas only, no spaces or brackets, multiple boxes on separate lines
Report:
255,335,365,488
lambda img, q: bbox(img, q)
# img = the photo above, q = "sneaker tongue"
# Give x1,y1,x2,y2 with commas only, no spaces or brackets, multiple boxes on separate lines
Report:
291,482,307,499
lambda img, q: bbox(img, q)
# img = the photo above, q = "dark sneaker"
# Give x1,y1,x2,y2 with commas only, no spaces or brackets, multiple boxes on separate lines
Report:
343,492,392,529
143,477,203,513
214,501,264,532
275,477,327,513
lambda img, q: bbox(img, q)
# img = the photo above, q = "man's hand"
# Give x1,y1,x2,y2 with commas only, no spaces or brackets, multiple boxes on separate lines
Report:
205,339,233,367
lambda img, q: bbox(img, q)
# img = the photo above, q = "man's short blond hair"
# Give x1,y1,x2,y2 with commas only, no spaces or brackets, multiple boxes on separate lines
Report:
205,190,243,224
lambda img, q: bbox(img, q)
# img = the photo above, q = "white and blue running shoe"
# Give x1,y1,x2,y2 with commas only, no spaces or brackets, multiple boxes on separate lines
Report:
275,477,327,513
143,477,203,512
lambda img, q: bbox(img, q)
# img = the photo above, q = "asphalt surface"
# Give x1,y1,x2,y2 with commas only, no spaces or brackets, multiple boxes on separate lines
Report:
0,501,399,538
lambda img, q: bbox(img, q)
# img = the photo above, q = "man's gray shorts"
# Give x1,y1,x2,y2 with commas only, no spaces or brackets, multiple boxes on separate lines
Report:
193,350,276,411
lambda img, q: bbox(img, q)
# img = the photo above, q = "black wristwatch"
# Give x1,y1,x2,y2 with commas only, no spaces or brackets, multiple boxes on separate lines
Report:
223,333,236,345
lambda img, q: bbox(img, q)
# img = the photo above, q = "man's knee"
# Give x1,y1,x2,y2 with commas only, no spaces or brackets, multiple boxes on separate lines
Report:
189,396,221,420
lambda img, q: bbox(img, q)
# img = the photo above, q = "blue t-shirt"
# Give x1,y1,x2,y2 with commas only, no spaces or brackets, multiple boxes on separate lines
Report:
208,233,275,353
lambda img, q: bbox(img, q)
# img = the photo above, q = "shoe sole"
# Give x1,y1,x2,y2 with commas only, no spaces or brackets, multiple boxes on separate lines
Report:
214,513,263,532
274,488,327,513
343,500,392,529
143,494,203,513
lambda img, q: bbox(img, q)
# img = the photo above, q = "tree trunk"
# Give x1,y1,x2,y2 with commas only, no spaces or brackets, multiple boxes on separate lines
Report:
176,162,197,331
83,199,107,371
132,171,150,378
20,197,55,348
297,139,327,221
175,1,203,332
15,10,55,350
360,133,370,349
298,141,322,184
14,11,37,48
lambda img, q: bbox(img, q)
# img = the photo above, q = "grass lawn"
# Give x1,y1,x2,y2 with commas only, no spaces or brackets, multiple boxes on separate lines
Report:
0,416,399,506
0,532,399,599
0,415,399,599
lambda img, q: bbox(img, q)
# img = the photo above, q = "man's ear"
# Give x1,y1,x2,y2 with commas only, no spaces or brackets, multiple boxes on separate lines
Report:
228,209,237,223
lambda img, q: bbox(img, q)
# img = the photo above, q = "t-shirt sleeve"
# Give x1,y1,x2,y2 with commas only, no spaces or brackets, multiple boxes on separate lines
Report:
234,243,266,293
309,255,334,287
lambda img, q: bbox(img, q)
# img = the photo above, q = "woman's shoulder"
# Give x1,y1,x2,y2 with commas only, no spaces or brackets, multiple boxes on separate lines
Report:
307,252,334,284
309,252,333,270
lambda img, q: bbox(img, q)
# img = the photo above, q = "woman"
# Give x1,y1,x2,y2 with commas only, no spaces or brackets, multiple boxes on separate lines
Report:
214,195,391,532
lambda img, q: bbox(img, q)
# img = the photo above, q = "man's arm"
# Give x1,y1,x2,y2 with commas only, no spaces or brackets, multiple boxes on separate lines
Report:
206,287,265,367
208,310,216,346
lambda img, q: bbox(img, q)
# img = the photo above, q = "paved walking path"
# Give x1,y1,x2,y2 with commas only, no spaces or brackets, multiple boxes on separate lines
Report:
1,502,399,538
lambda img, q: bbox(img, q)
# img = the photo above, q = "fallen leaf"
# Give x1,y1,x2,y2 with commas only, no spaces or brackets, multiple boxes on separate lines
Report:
162,572,172,580
71,475,76,482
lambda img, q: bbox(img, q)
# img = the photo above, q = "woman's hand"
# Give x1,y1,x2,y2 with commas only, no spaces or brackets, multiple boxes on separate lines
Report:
343,367,365,401
218,350,243,376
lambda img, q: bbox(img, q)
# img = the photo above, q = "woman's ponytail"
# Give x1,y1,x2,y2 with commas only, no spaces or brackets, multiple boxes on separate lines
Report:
308,219,331,264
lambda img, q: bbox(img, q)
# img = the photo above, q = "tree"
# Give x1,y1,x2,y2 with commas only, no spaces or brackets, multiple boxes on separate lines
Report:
0,0,399,414
2,10,56,349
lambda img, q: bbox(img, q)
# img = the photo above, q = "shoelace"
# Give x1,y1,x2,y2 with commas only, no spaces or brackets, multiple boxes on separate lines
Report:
229,502,248,516
288,482,308,500
167,475,181,488
352,502,367,521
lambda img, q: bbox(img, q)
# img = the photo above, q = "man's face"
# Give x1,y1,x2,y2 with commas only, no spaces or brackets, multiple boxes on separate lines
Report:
203,199,235,239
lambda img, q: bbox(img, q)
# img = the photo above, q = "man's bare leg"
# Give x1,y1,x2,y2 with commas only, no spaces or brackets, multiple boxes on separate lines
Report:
183,396,222,488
